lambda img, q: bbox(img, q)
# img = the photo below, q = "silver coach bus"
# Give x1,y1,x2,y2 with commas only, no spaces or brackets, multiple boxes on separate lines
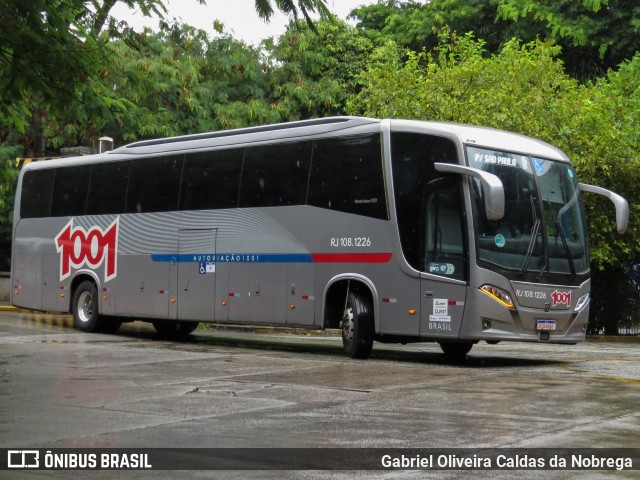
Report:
11,117,629,357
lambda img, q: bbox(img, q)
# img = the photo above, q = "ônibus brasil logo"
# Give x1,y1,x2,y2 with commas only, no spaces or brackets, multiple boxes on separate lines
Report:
551,289,571,307
55,218,119,283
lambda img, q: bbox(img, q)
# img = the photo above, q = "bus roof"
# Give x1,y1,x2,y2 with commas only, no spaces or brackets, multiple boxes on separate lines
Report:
22,117,569,172
117,117,569,162
388,119,569,162
113,116,380,156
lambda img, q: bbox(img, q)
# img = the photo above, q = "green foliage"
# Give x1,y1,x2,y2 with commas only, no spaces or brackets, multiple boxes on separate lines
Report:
87,18,374,144
96,22,290,141
352,0,499,52
253,0,330,27
350,0,640,80
0,0,169,133
348,33,572,131
495,0,640,78
561,54,640,266
266,19,378,118
0,0,331,142
0,144,21,271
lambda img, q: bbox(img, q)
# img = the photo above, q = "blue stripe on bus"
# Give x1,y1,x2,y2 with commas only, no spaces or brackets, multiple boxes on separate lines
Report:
150,253,314,263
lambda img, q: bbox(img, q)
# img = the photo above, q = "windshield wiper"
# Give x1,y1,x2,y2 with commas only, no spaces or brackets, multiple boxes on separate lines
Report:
520,196,542,274
548,200,576,280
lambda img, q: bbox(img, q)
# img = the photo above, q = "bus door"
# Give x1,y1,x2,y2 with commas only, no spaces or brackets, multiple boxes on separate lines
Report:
420,178,467,337
177,229,217,322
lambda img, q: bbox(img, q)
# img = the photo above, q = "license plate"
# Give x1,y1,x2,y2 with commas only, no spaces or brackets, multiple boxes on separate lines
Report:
537,319,557,331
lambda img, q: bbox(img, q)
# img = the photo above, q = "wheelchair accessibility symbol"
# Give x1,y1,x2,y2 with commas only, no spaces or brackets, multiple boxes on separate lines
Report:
199,262,215,274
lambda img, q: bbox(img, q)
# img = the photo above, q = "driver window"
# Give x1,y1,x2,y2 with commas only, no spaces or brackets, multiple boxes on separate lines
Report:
424,178,465,280
391,132,466,280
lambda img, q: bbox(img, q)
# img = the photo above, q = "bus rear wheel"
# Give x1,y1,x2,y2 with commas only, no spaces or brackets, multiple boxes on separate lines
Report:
72,280,120,333
438,341,473,357
341,290,374,359
153,320,199,337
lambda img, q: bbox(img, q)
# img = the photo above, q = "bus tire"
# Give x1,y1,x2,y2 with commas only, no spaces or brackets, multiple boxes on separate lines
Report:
153,320,199,337
341,290,374,359
439,341,473,357
72,280,101,332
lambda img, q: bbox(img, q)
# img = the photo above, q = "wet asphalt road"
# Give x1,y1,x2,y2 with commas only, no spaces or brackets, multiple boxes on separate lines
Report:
0,309,639,479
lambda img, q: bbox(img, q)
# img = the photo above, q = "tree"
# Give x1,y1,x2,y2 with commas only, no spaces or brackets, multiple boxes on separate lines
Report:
0,0,329,136
350,0,640,80
351,0,501,52
0,0,170,133
101,22,278,139
496,0,640,79
265,18,379,119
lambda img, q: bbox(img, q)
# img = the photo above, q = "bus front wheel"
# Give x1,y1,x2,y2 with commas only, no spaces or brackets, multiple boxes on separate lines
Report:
341,290,374,359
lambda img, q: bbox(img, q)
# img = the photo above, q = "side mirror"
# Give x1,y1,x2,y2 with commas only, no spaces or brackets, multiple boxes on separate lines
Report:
434,163,505,220
578,183,629,234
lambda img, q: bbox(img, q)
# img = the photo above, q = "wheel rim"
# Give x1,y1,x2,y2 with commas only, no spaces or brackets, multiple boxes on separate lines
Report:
77,291,94,323
342,306,354,342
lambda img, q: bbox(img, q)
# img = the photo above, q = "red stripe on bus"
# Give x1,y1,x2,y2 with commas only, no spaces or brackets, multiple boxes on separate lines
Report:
311,253,392,263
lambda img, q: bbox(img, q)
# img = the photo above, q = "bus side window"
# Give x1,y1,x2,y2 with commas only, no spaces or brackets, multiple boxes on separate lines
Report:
20,169,55,219
180,149,243,210
50,165,92,217
239,142,312,208
308,134,387,220
125,155,184,214
86,161,130,216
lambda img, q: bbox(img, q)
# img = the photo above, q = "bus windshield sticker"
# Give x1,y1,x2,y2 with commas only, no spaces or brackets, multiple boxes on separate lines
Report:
494,234,506,248
472,152,518,167
534,158,545,173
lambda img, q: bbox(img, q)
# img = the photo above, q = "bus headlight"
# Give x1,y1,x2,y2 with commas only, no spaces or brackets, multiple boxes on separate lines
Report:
480,284,514,309
574,293,590,312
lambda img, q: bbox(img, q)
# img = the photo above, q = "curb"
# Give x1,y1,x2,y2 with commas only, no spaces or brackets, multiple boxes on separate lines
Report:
0,305,38,314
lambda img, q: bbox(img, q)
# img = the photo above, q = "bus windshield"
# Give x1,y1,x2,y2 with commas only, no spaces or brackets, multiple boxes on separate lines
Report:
468,146,589,276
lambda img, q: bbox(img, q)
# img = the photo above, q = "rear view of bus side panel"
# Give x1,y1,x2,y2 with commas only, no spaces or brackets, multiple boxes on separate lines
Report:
13,218,71,312
12,251,42,311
